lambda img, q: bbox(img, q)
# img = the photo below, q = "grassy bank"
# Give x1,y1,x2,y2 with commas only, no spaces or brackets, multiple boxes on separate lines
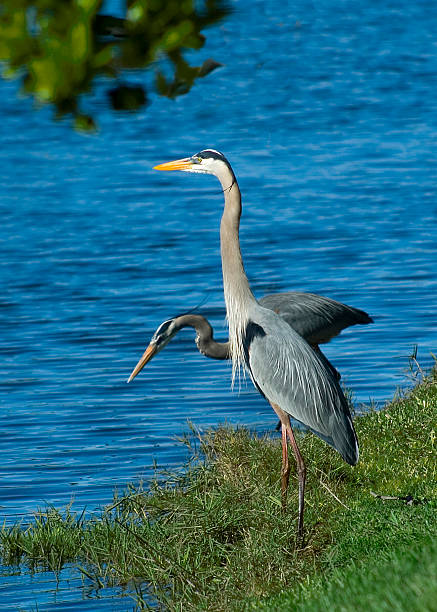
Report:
1,370,436,610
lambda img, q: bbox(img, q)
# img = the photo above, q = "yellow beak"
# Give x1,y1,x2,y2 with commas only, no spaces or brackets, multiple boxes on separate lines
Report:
127,343,157,383
153,157,193,171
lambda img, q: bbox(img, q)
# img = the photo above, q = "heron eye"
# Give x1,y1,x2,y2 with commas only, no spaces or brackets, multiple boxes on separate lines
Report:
197,157,202,163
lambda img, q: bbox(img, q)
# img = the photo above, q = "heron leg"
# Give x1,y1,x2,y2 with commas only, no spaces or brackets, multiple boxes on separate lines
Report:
284,421,306,540
280,422,291,511
270,403,291,512
270,402,306,539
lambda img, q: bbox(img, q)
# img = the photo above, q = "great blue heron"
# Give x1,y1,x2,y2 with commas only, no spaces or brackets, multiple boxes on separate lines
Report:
127,291,372,385
145,149,363,537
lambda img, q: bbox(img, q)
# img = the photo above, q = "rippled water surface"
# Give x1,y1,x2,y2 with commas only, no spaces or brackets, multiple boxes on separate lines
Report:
1,0,437,608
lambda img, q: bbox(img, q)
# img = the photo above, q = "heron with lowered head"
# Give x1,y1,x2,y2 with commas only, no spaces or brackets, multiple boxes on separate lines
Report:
128,291,372,387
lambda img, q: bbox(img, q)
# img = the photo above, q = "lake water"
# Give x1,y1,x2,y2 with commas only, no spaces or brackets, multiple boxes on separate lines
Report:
1,0,437,608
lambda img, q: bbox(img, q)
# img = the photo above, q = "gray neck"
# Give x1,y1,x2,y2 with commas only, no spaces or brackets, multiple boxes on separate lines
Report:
215,164,256,382
174,314,229,360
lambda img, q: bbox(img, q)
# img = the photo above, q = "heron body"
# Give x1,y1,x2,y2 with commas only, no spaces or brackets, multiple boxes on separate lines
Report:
243,304,358,464
139,149,365,537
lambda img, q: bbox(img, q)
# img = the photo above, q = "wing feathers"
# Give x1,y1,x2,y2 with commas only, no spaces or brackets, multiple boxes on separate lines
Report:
245,309,359,465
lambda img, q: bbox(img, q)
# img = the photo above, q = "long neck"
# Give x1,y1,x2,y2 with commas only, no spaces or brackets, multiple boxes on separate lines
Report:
175,314,229,360
216,166,256,383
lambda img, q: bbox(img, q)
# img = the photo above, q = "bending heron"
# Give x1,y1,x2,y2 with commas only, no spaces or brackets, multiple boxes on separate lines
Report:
128,291,372,384
148,149,363,538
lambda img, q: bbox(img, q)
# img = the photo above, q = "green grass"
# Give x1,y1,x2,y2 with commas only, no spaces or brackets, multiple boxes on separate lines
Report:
1,369,436,610
261,534,437,611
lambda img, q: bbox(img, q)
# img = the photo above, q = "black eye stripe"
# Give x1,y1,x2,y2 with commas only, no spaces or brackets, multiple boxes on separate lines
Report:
155,320,172,336
196,149,225,161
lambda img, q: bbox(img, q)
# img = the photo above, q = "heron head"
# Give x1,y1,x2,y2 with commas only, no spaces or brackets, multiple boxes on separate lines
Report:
154,149,229,175
127,318,178,382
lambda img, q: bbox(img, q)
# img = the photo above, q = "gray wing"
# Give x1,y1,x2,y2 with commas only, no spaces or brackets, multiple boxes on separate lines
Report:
259,291,373,345
246,307,358,465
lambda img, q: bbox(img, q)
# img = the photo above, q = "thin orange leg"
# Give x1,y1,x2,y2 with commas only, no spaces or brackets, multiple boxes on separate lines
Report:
284,421,306,539
271,402,307,539
280,423,291,512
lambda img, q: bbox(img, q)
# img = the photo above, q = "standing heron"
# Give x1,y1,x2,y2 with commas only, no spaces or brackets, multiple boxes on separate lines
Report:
127,291,372,384
148,149,361,537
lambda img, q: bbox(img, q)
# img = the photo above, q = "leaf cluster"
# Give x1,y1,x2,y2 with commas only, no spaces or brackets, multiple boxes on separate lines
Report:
0,0,229,128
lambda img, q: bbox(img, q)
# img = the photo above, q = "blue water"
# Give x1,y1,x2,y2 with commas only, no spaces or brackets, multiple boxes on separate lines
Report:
1,0,437,608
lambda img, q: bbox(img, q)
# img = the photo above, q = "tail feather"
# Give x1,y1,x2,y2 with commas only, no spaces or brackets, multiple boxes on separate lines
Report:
305,412,359,466
330,413,359,465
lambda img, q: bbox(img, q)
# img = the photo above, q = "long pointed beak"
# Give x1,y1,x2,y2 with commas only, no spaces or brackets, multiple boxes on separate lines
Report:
153,157,193,171
127,343,157,383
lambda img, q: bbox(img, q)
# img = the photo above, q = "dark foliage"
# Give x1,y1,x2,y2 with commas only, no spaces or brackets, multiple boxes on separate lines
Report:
0,0,229,129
